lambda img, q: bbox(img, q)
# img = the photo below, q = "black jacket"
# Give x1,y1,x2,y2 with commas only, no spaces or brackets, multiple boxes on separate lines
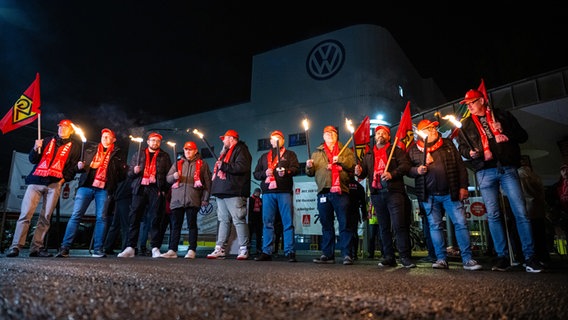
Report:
211,141,252,198
77,143,128,194
407,137,468,202
25,135,81,185
457,108,528,172
253,148,300,194
357,144,410,194
128,147,172,195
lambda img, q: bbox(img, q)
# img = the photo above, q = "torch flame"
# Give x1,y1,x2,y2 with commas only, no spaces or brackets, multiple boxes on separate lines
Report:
346,118,354,134
442,115,462,128
192,129,204,139
129,135,143,143
166,141,176,147
415,129,428,139
71,123,87,142
302,118,309,131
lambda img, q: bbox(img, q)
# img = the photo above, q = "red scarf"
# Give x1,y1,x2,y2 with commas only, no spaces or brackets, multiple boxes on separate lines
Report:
558,179,568,211
471,108,508,161
193,158,203,188
212,144,235,180
33,138,73,178
141,148,159,185
265,147,285,189
323,142,341,194
372,143,389,189
253,195,262,212
91,143,114,189
416,137,443,166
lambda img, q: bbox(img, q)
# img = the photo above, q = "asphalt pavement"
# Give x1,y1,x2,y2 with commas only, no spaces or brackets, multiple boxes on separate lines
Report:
1,249,567,320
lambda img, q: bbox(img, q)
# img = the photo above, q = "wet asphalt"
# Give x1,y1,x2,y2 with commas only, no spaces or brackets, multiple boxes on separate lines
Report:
0,249,567,320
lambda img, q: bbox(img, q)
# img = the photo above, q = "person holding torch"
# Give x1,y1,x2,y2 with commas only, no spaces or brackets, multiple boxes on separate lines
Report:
407,119,481,271
457,88,542,273
56,128,128,258
306,125,356,265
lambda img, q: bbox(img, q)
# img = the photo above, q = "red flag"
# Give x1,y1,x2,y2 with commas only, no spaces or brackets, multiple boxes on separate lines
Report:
353,116,370,160
478,78,489,103
394,101,413,151
0,73,41,134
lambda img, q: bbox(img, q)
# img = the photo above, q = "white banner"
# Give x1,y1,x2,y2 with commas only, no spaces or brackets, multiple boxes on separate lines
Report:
6,151,95,216
292,181,339,235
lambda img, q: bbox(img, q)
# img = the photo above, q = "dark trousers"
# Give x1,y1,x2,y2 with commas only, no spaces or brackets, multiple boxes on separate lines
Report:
126,185,166,249
169,206,199,251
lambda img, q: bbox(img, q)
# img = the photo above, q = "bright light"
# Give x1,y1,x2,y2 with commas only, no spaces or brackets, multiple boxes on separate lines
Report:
442,115,462,128
129,135,143,143
71,123,87,142
302,118,309,131
345,118,354,133
193,129,204,139
167,141,176,147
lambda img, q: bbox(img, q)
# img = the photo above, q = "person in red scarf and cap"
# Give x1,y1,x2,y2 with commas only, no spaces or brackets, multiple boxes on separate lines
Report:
118,132,172,258
407,119,481,271
253,130,300,262
207,129,252,260
161,141,212,259
306,125,356,265
355,125,414,268
457,88,542,273
7,119,81,258
55,128,127,258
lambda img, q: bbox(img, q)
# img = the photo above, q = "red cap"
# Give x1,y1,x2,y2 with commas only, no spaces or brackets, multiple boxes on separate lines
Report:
270,130,284,140
219,129,239,140
148,132,163,141
416,119,439,131
375,125,390,135
184,141,197,150
101,128,115,138
58,119,73,127
460,89,484,104
323,125,338,134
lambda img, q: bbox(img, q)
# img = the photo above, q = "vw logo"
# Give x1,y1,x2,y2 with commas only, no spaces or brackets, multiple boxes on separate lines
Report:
306,39,345,80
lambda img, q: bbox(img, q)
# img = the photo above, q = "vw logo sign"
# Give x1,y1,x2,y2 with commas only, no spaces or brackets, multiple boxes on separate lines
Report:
199,202,214,216
306,39,345,80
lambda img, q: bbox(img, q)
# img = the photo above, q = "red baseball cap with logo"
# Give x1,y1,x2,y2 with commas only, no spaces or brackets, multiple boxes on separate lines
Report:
219,129,239,140
58,119,73,127
460,89,484,104
148,132,163,140
416,119,439,131
270,130,284,140
101,128,115,138
323,125,338,134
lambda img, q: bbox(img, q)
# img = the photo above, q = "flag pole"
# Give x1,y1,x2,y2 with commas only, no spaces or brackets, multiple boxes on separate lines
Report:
385,136,398,171
37,113,42,153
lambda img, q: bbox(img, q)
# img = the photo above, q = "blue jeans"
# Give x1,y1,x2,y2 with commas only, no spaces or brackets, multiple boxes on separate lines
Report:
317,192,352,258
476,166,535,260
422,194,473,263
61,186,109,251
261,192,295,255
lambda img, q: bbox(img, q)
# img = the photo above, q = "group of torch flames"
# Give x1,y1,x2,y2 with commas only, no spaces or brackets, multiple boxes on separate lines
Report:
112,113,470,164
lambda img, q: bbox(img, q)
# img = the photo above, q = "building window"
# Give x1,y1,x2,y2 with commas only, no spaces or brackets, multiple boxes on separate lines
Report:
288,132,307,148
257,138,272,151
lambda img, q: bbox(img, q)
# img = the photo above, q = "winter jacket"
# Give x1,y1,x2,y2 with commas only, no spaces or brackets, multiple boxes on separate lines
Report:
305,142,356,194
25,135,81,185
357,144,410,194
76,144,128,194
211,141,252,198
253,148,300,194
457,108,528,172
407,137,468,202
166,153,212,209
128,147,172,195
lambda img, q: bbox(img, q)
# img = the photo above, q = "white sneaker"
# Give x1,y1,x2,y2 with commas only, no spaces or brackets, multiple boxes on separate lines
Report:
184,250,196,259
206,245,225,259
152,247,161,258
160,249,177,259
117,247,135,258
236,246,249,260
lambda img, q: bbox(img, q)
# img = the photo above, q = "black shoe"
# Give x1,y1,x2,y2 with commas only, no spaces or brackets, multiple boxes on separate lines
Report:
254,253,272,261
30,250,53,257
401,257,416,268
287,253,297,263
6,247,19,257
491,256,511,271
55,247,70,258
313,255,335,264
343,256,354,265
378,256,397,267
525,257,543,273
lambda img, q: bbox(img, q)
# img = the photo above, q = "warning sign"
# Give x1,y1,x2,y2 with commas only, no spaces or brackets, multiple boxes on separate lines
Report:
302,214,311,226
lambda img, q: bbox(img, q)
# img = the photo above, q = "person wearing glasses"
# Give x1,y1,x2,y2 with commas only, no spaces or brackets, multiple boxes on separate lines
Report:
457,88,542,273
407,119,481,271
118,132,172,258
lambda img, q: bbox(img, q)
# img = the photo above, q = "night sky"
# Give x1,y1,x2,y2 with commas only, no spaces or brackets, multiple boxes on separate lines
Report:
1,1,567,182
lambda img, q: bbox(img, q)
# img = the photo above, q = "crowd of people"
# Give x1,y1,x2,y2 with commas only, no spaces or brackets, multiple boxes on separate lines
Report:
5,86,567,274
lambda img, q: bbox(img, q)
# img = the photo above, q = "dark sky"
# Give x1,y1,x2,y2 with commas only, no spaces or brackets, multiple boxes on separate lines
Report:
1,1,567,181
